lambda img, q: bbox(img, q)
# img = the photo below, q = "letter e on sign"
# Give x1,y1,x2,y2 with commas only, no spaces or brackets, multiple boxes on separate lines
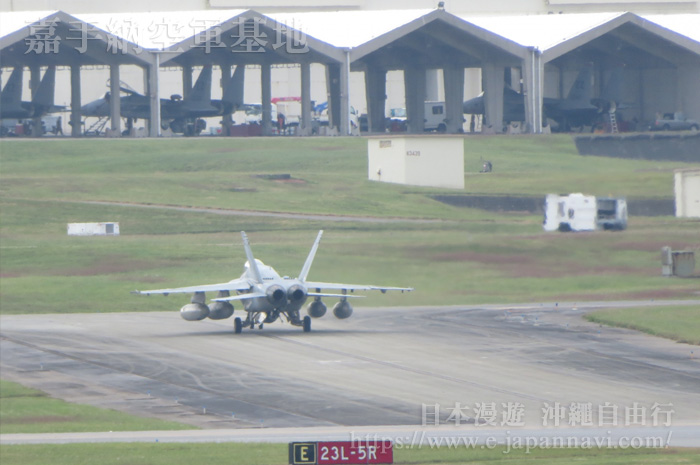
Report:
289,442,317,465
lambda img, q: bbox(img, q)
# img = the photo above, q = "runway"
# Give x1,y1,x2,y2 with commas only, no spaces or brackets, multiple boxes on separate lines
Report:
1,300,699,444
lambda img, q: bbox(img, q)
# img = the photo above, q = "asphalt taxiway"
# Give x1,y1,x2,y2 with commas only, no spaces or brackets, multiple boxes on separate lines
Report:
1,300,699,444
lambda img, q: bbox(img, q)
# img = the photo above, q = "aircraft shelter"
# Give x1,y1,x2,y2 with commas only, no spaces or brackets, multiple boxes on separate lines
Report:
1,8,699,136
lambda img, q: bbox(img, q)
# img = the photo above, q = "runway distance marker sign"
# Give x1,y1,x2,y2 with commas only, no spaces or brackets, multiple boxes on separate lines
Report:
289,441,393,464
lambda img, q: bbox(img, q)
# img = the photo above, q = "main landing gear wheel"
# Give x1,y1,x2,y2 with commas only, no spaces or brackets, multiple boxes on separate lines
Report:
234,317,242,334
303,315,311,333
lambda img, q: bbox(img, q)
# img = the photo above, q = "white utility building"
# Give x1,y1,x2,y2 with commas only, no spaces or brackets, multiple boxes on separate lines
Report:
675,168,700,218
367,136,464,189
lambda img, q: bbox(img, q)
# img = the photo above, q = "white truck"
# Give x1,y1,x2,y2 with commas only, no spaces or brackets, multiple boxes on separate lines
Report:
544,194,627,232
424,101,447,132
387,102,449,132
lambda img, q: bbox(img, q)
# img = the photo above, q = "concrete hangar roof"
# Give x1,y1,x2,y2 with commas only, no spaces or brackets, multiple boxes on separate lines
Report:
464,11,700,67
0,9,347,68
0,10,155,68
2,9,698,69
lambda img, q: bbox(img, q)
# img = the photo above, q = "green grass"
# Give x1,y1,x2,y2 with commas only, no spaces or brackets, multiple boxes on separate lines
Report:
1,442,698,465
586,306,700,345
1,137,699,314
0,136,691,217
0,380,192,434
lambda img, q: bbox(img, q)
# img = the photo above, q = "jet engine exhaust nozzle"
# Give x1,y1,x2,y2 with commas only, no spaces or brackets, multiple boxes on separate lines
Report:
266,285,287,308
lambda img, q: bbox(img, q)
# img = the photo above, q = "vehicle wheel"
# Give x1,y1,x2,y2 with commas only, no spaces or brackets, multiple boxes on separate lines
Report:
234,317,242,334
437,123,446,133
690,124,699,131
558,223,572,233
303,316,311,333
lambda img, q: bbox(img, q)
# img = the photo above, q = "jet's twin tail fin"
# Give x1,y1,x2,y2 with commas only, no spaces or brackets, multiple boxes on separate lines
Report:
241,231,263,284
1,67,23,107
33,65,56,107
222,65,245,109
600,67,624,102
566,67,593,104
299,230,323,282
187,65,212,105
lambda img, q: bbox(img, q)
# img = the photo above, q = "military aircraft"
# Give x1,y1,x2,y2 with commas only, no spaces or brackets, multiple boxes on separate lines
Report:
1,66,64,120
81,65,244,136
133,231,413,333
463,67,628,131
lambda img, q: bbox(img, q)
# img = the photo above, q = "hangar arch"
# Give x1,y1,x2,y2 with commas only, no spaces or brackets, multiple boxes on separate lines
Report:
350,9,529,134
0,11,158,136
160,10,347,136
541,12,700,127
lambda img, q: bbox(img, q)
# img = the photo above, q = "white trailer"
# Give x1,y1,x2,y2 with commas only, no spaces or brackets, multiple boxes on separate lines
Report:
544,194,627,232
67,222,120,236
544,194,597,232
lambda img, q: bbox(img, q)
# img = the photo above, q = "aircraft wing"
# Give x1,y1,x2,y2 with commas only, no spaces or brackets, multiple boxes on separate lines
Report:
303,282,413,294
133,278,251,296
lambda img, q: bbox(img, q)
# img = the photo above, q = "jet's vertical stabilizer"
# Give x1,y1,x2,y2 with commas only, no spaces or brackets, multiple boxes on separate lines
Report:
223,65,245,109
566,67,593,104
601,67,624,103
299,230,323,282
241,231,263,284
188,65,212,105
33,66,56,107
1,67,23,107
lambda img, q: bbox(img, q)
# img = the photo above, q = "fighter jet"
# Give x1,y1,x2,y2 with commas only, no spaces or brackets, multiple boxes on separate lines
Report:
133,231,413,333
463,67,628,131
81,65,244,136
0,66,64,119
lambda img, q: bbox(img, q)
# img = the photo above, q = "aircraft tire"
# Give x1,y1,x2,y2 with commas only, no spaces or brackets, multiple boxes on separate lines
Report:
303,315,311,333
234,317,242,334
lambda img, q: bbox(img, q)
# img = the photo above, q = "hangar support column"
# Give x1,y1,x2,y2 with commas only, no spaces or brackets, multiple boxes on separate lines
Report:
326,63,341,134
365,68,387,133
482,63,504,133
70,64,82,137
300,62,312,136
443,65,465,133
220,63,233,136
404,65,426,134
182,65,193,99
109,64,121,137
676,65,700,120
261,62,272,136
522,48,542,134
340,50,350,136
148,55,160,137
30,65,41,137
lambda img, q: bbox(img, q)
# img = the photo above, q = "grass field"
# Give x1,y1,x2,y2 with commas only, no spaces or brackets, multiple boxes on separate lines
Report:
0,380,191,434
586,306,700,345
1,136,698,314
2,442,699,465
